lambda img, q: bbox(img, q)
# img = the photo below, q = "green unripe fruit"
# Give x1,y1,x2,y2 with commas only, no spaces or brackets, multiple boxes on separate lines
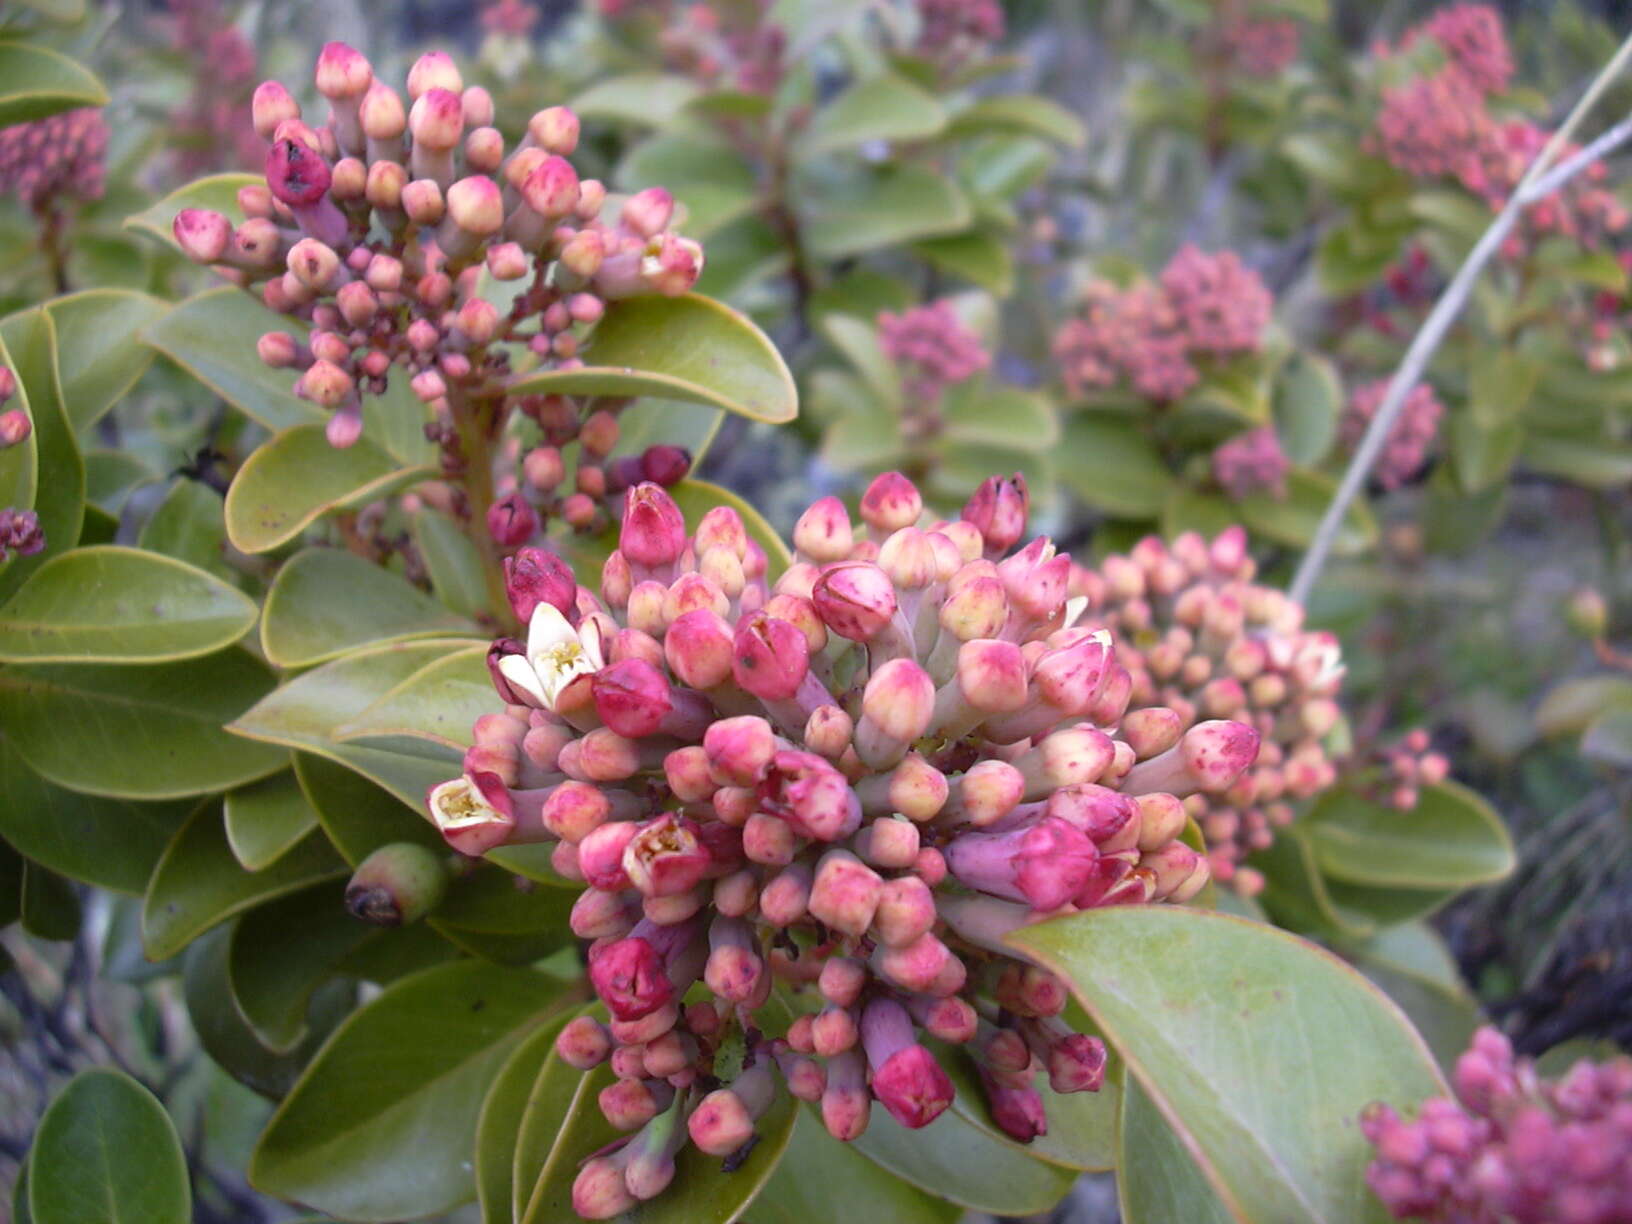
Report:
344,842,449,926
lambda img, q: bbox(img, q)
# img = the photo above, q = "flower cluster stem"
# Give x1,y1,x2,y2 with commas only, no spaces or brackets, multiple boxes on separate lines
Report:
449,386,520,634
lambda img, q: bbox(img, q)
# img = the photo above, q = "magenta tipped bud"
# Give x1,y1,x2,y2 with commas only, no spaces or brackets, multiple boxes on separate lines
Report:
486,492,538,547
978,1065,1048,1142
503,547,575,623
793,496,854,562
859,472,923,534
555,1015,612,1069
588,935,674,1022
811,562,897,641
529,105,580,154
963,473,1030,555
862,1000,955,1130
1122,718,1260,796
592,658,672,738
620,482,686,568
704,715,776,786
252,80,300,140
808,849,883,937
407,50,463,100
821,1050,871,1141
621,187,675,238
172,208,233,263
732,613,810,701
622,814,710,899
0,409,29,449
947,816,1098,910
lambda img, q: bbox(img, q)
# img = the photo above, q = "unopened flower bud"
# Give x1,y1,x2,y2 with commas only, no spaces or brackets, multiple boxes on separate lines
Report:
343,842,448,925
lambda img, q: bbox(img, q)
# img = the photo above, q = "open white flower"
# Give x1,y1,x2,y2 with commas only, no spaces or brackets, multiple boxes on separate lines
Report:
498,602,605,710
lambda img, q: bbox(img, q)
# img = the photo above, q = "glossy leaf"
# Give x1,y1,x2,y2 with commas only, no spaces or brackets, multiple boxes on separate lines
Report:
756,1109,961,1224
1522,435,1632,489
335,645,491,751
261,548,477,668
27,1069,188,1224
1274,352,1342,466
1581,706,1632,769
571,72,701,126
224,425,433,554
1534,675,1632,738
0,740,187,894
224,769,319,871
0,546,256,664
411,510,489,621
1008,906,1446,1224
513,1010,601,1223
123,173,257,253
1305,781,1514,890
798,72,947,157
11,0,87,20
911,229,1015,295
521,1059,797,1224
0,309,83,601
506,293,796,424
45,289,167,432
142,803,345,960
1058,417,1175,518
21,861,80,940
802,164,973,260
1239,468,1377,555
231,639,469,811
0,651,283,799
227,881,375,1052
293,753,443,866
946,95,1086,146
83,451,157,514
475,1013,577,1224
1449,413,1523,494
944,384,1060,452
1119,1074,1235,1224
821,313,902,407
0,40,108,126
1346,925,1481,1072
250,960,569,1221
136,480,231,577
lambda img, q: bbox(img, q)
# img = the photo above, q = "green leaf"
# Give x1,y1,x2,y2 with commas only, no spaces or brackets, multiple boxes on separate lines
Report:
521,1059,797,1224
1449,413,1523,494
797,72,947,157
0,546,256,664
1251,826,1376,938
1467,350,1538,429
261,548,478,668
755,1108,961,1224
250,960,569,1222
142,287,434,461
848,1083,1077,1215
1522,435,1632,489
1533,675,1632,738
224,425,434,554
411,510,489,621
1239,468,1377,555
142,803,345,960
0,309,84,601
0,41,107,126
1058,417,1175,518
1408,189,1493,243
507,294,796,424
27,1069,189,1224
21,861,80,940
231,640,469,811
802,164,973,260
83,451,156,514
335,645,491,751
910,229,1015,295
820,314,901,407
945,96,1086,147
944,384,1060,453
1008,907,1446,1224
0,651,284,799
11,0,87,21
224,769,319,871
513,1008,601,1223
1274,352,1342,466
1161,487,1239,541
1581,706,1632,768
136,480,231,577
617,134,758,239
227,881,375,1052
475,1013,577,1224
958,135,1054,206
1119,1074,1236,1224
1346,926,1481,1073
293,753,443,866
122,173,259,253
0,740,187,894
44,289,167,432
1304,781,1514,891
571,72,702,126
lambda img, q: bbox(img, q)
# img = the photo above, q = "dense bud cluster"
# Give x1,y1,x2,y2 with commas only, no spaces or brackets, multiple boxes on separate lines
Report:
1211,426,1290,502
164,0,260,176
1340,379,1445,491
1067,528,1343,892
429,473,1261,1216
1373,8,1626,256
877,299,991,409
0,108,108,213
1363,1027,1632,1223
0,508,45,565
481,0,541,36
1348,729,1449,813
1052,246,1273,402
648,1,788,97
172,44,703,448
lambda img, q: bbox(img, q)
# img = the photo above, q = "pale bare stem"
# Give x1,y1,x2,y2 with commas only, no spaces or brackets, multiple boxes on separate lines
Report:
1288,32,1632,608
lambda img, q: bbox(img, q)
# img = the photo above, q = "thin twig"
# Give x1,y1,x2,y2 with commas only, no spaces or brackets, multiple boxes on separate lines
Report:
1287,34,1632,607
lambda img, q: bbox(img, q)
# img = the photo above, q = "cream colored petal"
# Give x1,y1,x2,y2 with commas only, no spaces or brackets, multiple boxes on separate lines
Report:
525,602,578,659
498,653,547,706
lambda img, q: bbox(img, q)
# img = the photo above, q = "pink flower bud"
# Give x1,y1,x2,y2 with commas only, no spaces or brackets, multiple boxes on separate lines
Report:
502,547,575,624
978,1065,1048,1142
760,751,861,841
622,814,711,898
732,613,809,701
945,759,1026,826
0,410,29,449
808,849,883,936
172,208,233,263
871,875,936,948
947,816,1099,910
664,608,735,689
556,1015,611,1069
811,562,897,641
821,1049,871,1141
621,187,675,238
859,472,923,535
862,998,954,1129
818,956,868,1008
812,1005,859,1057
591,658,672,738
793,496,854,562
854,816,919,870
1122,719,1260,795
963,474,1030,555
252,81,301,140
486,492,538,547
704,715,776,786
620,483,686,568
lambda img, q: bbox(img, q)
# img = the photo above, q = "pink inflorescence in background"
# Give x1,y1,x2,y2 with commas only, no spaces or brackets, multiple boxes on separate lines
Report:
0,109,108,213
877,299,992,407
166,0,261,176
1211,426,1290,502
915,0,1005,67
430,473,1260,1216
0,365,39,560
1215,16,1301,77
1067,528,1343,894
1341,378,1445,491
1363,1026,1632,1223
171,43,703,450
1052,245,1273,403
1373,7,1627,255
